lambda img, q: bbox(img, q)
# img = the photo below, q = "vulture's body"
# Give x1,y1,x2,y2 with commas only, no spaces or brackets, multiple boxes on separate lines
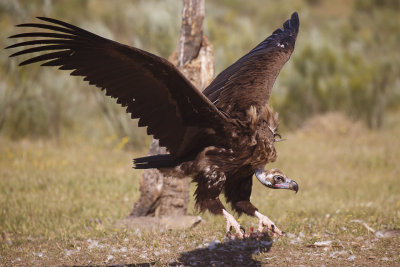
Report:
7,12,300,237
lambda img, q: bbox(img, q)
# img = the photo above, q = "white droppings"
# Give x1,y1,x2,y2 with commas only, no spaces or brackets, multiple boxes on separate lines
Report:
135,228,142,237
329,250,348,258
13,257,21,262
106,255,114,262
286,233,296,238
87,238,105,250
347,255,356,262
140,253,148,260
32,252,43,258
64,247,80,256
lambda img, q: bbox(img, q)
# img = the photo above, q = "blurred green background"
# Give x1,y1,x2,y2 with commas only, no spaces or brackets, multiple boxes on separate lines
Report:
1,0,399,146
1,2,400,265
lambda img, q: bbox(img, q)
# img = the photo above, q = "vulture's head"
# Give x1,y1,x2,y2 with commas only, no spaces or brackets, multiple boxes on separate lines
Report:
254,167,298,193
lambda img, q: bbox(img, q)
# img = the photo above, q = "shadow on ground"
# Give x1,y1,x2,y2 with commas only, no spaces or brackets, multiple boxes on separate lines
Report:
170,236,273,266
71,264,156,267
69,236,272,267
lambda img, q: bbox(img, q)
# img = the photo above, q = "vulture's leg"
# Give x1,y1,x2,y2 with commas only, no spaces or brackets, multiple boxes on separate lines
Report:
233,201,283,236
225,174,284,236
195,198,245,238
222,209,245,238
194,168,244,238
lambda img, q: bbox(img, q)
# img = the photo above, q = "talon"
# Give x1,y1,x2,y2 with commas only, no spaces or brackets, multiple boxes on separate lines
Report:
240,226,246,234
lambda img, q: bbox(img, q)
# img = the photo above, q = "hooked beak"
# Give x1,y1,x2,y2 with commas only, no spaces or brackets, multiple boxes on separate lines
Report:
254,167,299,193
275,178,299,193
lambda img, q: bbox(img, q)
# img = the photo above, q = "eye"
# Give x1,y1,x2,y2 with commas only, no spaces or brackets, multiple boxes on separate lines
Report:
274,175,284,183
273,133,282,142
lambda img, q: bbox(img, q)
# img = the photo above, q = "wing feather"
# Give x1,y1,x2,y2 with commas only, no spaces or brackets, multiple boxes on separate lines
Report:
203,12,299,114
7,17,228,157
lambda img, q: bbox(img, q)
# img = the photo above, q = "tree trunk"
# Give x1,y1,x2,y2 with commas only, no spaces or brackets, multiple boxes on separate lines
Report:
129,0,214,219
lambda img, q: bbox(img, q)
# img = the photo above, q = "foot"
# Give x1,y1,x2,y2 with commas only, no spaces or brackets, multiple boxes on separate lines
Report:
255,211,283,236
222,209,244,239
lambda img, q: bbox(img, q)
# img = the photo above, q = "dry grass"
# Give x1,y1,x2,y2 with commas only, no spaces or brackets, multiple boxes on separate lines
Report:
1,112,400,266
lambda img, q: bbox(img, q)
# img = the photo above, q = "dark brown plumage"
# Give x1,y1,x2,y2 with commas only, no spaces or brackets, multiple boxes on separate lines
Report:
7,12,300,237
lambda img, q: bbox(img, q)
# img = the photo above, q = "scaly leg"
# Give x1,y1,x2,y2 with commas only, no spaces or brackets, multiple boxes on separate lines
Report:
222,209,244,238
255,211,283,236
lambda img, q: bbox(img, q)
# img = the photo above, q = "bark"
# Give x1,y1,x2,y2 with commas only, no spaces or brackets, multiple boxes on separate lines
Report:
129,0,214,218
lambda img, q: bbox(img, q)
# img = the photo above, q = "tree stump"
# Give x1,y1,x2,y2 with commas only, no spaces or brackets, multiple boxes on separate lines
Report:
127,0,214,228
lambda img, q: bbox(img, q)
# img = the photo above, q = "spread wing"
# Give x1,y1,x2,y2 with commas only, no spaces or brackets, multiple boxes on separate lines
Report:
203,12,299,114
6,17,228,157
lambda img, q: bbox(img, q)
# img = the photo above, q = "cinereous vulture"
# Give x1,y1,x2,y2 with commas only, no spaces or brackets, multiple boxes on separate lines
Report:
7,12,300,238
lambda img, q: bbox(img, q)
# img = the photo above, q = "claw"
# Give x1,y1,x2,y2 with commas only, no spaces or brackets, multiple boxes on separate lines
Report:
240,226,246,234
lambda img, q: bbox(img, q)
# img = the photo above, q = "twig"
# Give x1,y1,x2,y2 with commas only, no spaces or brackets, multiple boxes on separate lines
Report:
350,219,376,234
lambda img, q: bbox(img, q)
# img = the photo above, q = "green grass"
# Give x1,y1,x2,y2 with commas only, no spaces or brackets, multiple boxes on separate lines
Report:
1,113,400,266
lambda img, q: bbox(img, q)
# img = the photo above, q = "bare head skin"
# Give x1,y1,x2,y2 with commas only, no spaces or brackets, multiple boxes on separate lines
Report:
254,167,298,193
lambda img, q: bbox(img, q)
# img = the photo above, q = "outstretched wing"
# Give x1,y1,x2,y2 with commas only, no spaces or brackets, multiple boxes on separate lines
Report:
6,17,228,157
203,12,299,114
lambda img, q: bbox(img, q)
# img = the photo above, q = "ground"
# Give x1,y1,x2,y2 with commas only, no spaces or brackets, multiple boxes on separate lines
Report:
1,112,399,266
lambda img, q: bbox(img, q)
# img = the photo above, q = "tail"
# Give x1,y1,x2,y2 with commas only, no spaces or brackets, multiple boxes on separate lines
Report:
133,154,181,169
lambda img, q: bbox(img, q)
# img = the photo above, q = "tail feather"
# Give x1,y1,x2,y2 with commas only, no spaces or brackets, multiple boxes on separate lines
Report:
133,154,179,169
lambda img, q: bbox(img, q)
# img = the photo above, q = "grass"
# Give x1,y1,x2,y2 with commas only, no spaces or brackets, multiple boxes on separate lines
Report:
1,112,400,266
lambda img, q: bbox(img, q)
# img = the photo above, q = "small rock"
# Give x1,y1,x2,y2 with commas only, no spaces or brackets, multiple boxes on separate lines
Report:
287,233,296,238
13,258,21,263
375,229,400,238
32,252,43,258
347,255,356,262
329,250,348,258
313,240,332,247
